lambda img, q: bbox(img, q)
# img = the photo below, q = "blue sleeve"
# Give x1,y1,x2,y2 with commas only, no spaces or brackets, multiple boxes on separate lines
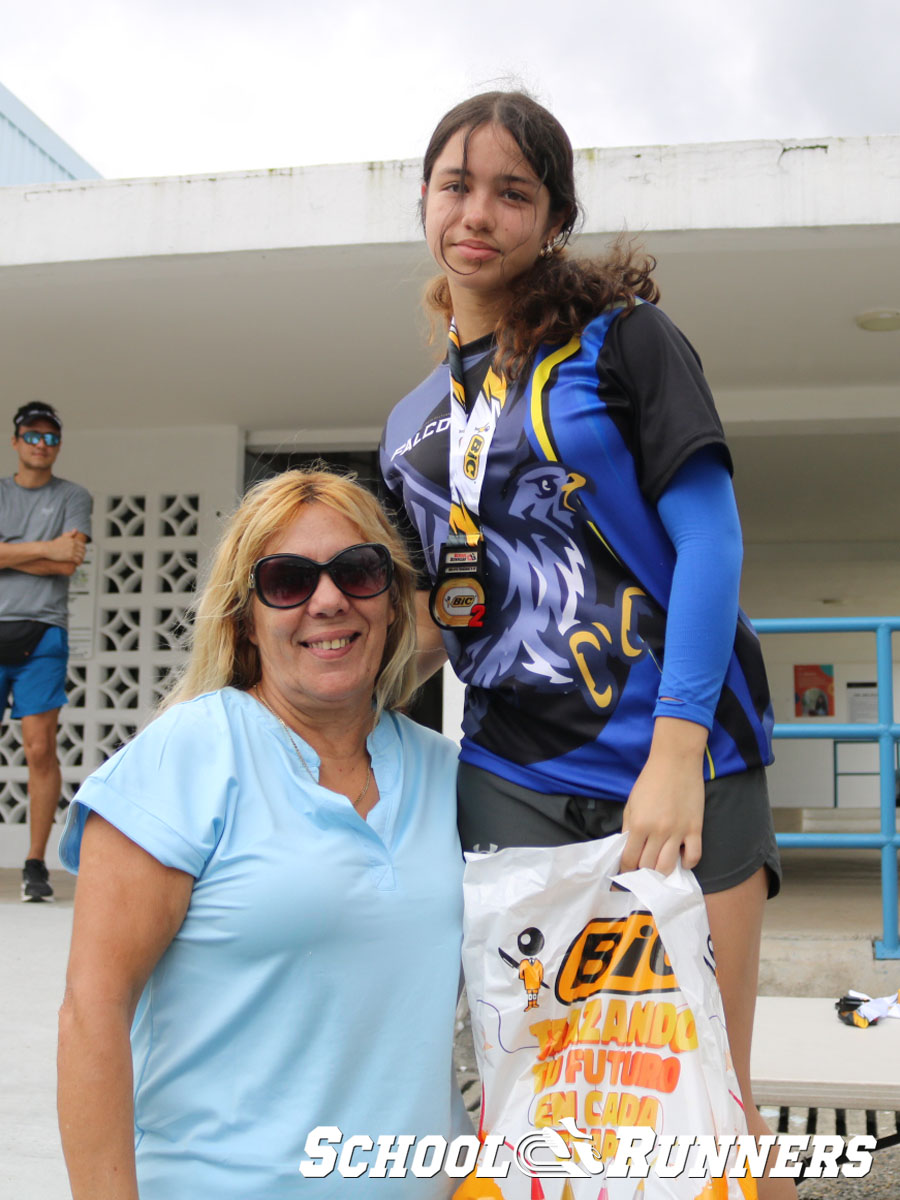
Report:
653,447,742,730
59,695,232,877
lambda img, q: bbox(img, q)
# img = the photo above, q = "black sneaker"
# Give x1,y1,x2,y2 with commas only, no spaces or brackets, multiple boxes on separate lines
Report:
22,858,54,902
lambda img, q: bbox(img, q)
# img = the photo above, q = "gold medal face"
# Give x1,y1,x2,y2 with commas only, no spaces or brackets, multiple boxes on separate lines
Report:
430,575,486,629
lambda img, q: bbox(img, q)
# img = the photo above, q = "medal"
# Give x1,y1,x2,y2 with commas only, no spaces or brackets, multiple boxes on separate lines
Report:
432,319,509,632
429,536,488,630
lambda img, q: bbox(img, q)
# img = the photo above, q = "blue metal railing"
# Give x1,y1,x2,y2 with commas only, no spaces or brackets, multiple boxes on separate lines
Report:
754,617,900,959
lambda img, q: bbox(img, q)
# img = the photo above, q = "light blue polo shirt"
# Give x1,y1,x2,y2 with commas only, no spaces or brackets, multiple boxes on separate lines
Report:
61,688,468,1199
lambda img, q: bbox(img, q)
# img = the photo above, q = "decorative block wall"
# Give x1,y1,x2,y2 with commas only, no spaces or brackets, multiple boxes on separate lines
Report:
0,491,200,827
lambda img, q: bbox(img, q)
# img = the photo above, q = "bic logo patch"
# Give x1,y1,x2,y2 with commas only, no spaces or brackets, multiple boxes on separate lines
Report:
556,912,677,1001
463,434,485,479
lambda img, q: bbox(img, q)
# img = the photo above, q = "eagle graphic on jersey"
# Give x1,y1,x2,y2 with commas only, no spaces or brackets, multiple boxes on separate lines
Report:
451,463,662,694
453,464,587,689
445,459,666,766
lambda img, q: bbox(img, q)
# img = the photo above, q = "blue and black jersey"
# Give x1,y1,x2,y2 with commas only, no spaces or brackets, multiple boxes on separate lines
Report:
380,303,773,801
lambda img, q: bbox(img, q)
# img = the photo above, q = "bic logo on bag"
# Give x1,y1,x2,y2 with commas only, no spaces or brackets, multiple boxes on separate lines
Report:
556,912,677,1001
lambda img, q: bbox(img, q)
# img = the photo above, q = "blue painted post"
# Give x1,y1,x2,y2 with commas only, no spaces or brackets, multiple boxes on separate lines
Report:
875,622,898,957
754,616,900,959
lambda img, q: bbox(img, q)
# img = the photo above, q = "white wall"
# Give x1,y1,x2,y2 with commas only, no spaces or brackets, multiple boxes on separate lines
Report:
5,136,897,271
60,425,244,537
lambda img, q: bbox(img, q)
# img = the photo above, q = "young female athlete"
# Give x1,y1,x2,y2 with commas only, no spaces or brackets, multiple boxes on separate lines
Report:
379,91,794,1199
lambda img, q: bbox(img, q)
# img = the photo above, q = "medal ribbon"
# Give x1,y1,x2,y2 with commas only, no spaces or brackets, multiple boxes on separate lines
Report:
447,319,508,546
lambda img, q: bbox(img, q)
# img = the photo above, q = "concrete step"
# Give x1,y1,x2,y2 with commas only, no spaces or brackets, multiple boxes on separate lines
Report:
759,848,899,997
759,931,900,998
775,806,900,834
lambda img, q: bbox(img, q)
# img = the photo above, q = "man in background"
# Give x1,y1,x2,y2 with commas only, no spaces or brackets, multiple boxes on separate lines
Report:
0,402,91,901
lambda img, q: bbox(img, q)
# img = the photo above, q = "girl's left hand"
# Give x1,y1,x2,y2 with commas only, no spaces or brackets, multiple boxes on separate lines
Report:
620,717,708,875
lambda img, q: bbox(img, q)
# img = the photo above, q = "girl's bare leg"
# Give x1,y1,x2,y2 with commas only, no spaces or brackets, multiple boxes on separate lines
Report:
705,868,799,1200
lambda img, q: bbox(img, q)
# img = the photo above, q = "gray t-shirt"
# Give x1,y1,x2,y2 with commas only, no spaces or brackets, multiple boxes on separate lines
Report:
0,475,93,628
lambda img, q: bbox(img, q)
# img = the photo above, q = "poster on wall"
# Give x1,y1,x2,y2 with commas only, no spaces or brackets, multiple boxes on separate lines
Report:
794,663,834,717
847,681,878,724
67,545,97,661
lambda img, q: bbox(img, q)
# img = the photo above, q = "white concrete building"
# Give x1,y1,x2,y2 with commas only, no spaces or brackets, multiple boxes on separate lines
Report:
1,135,898,862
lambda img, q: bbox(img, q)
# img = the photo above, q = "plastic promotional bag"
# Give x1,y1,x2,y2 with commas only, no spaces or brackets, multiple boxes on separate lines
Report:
458,834,757,1199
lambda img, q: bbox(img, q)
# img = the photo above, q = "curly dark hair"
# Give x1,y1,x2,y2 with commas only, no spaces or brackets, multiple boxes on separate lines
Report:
421,91,659,379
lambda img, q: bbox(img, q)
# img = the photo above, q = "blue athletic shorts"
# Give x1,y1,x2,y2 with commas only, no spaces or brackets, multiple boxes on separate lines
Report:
0,626,69,719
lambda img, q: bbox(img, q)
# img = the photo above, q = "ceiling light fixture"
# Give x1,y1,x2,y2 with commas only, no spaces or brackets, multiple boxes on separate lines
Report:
854,309,900,332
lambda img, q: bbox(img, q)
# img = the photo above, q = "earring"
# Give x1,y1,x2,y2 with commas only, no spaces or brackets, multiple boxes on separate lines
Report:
539,242,554,259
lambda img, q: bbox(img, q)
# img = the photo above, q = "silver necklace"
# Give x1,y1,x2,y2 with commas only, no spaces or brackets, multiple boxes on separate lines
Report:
253,688,371,808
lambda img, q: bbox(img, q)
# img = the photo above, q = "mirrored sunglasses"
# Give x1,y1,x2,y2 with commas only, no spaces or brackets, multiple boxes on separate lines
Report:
249,543,393,609
20,431,61,447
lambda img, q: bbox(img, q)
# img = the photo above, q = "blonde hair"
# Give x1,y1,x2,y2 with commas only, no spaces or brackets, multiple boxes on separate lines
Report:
161,469,419,719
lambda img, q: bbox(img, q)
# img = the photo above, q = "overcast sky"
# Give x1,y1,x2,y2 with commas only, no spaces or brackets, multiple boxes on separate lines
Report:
2,0,898,180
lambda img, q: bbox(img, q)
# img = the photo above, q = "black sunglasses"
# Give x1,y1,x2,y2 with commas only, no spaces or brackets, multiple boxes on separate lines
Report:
20,431,61,447
249,543,393,609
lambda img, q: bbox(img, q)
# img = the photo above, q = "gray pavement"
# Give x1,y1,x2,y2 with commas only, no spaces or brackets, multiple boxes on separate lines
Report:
1,882,73,1200
2,849,898,1198
760,848,900,998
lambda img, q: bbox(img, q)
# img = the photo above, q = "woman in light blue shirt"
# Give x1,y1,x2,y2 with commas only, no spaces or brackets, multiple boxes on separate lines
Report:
58,469,468,1199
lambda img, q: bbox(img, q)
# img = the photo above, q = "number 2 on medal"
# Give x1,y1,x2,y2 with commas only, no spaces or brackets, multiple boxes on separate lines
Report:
468,605,485,628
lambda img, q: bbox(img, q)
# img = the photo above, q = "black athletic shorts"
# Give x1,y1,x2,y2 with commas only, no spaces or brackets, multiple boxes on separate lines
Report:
457,761,781,898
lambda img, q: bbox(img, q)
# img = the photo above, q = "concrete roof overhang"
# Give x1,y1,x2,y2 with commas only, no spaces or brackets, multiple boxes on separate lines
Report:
1,135,898,544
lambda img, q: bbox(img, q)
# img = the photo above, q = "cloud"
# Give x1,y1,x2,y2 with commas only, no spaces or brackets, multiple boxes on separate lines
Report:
0,0,897,180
